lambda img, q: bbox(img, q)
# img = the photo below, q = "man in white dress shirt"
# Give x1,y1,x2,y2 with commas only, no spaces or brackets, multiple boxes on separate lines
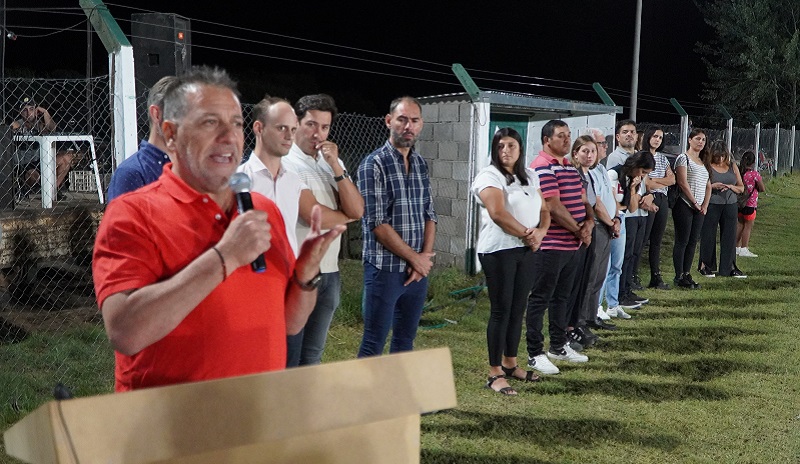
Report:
237,96,306,257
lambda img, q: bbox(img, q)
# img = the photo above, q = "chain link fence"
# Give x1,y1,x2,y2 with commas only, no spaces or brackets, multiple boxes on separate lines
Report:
645,123,798,182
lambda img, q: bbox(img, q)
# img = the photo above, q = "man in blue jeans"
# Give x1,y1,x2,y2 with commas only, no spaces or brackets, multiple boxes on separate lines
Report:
283,94,364,366
357,96,437,357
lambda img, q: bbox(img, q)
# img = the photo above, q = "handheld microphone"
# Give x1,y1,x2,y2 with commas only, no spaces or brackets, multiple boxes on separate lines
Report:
229,172,267,273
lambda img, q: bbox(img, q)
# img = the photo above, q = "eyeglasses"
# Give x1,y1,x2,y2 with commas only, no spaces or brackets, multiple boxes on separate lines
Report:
596,141,609,147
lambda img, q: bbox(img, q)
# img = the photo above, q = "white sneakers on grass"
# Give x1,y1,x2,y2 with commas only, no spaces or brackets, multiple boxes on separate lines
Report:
547,344,589,363
528,354,560,375
597,304,611,320
606,305,632,319
737,247,758,257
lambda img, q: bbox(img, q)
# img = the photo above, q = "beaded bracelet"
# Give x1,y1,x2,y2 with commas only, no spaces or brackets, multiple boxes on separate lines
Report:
211,246,227,282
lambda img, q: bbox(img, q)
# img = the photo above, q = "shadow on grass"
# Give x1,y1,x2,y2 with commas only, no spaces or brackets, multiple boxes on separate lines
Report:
638,308,781,321
422,409,680,452
582,356,762,381
531,377,730,402
654,296,783,309
594,325,768,355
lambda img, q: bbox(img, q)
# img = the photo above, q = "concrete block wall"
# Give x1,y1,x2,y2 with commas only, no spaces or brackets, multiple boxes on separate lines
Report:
416,99,474,270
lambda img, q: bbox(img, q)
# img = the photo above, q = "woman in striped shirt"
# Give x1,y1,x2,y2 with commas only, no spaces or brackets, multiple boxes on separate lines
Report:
672,128,711,289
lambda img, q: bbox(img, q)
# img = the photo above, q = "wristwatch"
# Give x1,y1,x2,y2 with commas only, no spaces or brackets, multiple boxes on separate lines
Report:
294,272,322,291
334,170,350,182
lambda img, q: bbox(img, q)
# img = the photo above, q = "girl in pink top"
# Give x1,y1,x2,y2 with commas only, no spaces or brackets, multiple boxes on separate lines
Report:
736,150,765,258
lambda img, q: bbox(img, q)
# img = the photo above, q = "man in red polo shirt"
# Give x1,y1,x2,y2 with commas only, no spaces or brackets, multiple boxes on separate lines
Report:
525,120,594,375
93,66,344,391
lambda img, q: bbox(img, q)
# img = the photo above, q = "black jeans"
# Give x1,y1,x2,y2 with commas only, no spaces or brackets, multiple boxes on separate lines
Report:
622,216,647,296
526,248,582,357
699,202,738,275
479,247,536,367
672,199,705,278
644,192,670,275
567,240,591,329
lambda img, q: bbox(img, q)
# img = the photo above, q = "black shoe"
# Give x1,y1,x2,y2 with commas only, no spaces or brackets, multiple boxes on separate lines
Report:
619,295,642,309
698,266,716,278
678,273,701,289
631,275,644,291
730,268,748,278
588,318,618,331
569,327,596,348
648,273,671,290
580,326,599,344
628,291,649,305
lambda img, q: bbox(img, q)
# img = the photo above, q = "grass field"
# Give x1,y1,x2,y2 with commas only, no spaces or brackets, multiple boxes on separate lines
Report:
3,174,800,462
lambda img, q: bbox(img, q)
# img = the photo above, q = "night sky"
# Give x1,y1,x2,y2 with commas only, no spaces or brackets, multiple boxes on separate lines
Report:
3,1,712,123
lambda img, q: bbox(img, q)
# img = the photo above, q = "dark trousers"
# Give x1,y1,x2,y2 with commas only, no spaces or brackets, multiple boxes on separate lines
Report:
644,192,670,275
622,216,647,296
672,199,705,278
699,202,738,275
567,240,591,328
479,247,536,366
586,225,613,320
526,248,581,357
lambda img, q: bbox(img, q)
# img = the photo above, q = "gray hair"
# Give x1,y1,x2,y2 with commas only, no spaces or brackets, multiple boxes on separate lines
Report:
584,127,604,139
162,66,239,122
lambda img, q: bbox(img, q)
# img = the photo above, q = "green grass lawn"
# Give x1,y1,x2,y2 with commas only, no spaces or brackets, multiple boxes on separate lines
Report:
3,175,800,462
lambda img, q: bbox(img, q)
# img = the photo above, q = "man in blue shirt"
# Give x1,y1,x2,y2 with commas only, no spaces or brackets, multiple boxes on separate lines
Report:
357,96,437,357
106,76,176,201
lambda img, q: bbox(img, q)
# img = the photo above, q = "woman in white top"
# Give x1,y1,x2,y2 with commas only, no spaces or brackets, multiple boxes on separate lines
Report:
672,128,711,289
472,127,550,395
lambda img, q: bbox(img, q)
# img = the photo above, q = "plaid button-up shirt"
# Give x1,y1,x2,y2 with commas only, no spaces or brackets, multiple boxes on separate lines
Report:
358,141,437,272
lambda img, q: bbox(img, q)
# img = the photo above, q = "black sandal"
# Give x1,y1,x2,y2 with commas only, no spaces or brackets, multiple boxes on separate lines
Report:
501,365,540,383
485,375,517,395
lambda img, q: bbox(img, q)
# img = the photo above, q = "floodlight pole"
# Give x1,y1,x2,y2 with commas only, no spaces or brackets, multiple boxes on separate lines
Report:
630,0,642,120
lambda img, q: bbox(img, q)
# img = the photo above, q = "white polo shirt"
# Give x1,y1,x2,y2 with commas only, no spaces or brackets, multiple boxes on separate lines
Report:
282,143,345,272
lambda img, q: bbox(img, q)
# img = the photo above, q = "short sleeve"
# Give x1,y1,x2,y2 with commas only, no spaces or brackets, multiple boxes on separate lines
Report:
471,167,505,205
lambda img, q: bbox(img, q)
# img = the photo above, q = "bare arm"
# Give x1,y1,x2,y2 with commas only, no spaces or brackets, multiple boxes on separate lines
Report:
298,189,352,229
675,165,699,207
478,187,531,238
101,209,273,356
729,164,744,194
319,141,364,220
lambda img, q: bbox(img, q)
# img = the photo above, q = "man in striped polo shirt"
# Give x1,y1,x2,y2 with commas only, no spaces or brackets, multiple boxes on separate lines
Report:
525,120,595,375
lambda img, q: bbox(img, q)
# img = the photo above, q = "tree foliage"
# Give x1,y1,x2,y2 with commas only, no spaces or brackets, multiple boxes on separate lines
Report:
697,0,800,124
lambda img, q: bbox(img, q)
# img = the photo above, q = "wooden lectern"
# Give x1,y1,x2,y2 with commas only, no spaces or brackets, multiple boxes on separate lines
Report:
4,348,456,463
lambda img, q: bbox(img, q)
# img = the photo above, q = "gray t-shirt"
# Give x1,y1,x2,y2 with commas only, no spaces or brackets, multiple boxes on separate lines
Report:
708,163,737,205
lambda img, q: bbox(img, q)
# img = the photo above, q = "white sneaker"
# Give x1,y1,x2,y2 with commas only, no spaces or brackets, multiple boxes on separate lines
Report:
736,247,743,256
597,305,611,320
528,353,560,374
606,305,632,319
547,344,589,363
739,248,758,258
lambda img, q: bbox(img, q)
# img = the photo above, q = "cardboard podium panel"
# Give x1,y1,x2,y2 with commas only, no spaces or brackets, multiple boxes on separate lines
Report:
4,348,455,463
157,415,420,464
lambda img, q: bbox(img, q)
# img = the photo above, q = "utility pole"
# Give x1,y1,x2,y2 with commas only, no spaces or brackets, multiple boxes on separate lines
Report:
630,0,642,121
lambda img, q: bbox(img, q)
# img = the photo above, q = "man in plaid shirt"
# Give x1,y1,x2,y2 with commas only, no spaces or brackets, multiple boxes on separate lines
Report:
357,96,437,357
